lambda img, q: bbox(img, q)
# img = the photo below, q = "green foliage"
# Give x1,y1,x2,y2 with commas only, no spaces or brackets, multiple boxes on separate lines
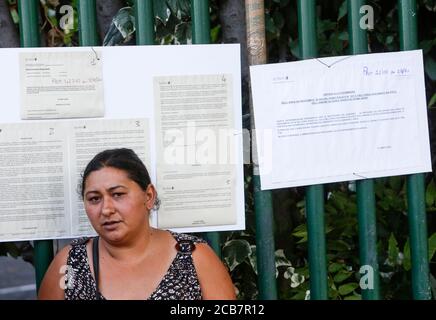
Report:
39,0,79,46
153,0,219,45
226,170,436,299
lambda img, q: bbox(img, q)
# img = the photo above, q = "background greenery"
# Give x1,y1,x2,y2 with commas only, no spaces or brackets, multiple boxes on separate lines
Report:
1,0,435,299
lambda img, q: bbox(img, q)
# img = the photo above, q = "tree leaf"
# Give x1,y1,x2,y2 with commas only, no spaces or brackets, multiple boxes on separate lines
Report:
329,240,352,252
248,245,258,275
337,1,347,21
275,249,292,268
265,14,277,35
328,262,344,273
166,0,177,14
338,283,359,295
222,239,252,272
388,233,399,266
289,38,300,59
425,179,436,207
273,11,284,30
177,0,191,16
428,232,436,261
429,93,436,108
424,56,436,81
153,0,170,24
419,39,436,54
386,35,394,45
292,224,307,242
388,176,403,193
423,0,436,12
333,270,353,283
344,293,362,300
338,31,348,41
430,274,436,299
174,21,191,44
403,238,411,271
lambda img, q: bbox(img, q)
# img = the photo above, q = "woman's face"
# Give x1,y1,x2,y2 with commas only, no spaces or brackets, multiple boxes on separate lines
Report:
83,166,155,243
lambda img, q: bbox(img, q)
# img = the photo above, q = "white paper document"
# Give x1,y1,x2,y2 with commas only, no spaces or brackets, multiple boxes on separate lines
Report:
250,50,431,190
0,118,149,241
154,74,237,228
0,122,70,240
19,50,104,119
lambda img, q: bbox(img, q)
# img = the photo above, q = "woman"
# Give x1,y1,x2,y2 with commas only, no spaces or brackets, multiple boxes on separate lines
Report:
38,148,236,300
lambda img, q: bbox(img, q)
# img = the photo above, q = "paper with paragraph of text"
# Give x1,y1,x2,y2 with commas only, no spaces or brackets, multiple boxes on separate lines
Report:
250,50,431,190
19,50,104,119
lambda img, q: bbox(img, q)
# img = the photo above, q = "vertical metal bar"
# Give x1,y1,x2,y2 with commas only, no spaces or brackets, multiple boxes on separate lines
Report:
398,0,431,300
406,174,430,299
191,0,210,44
297,0,328,300
18,0,40,47
253,177,278,299
398,0,418,50
134,0,154,45
245,0,277,300
190,0,221,257
348,0,367,54
356,181,380,299
17,0,54,291
305,185,328,299
77,0,99,46
297,0,317,59
348,0,380,300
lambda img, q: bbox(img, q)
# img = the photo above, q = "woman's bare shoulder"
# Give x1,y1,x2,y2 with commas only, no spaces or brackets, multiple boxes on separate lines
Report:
37,244,72,300
192,242,237,300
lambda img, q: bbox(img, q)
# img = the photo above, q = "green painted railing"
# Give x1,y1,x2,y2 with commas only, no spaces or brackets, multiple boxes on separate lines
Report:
17,0,54,292
348,0,380,300
398,0,431,300
134,0,154,45
297,0,328,300
190,0,222,258
77,0,99,46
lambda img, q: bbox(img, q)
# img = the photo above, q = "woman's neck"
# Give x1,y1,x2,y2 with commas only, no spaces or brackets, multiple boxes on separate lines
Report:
100,227,155,263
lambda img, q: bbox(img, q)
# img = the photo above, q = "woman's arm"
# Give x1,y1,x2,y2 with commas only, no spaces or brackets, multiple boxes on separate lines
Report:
37,245,71,300
192,243,236,300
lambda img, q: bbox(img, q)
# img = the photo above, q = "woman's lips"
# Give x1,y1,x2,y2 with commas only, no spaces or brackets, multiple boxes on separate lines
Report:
102,221,121,230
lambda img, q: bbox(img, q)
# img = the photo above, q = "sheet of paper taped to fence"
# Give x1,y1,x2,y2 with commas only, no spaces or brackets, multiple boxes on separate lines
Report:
250,50,431,190
0,44,244,242
19,50,104,119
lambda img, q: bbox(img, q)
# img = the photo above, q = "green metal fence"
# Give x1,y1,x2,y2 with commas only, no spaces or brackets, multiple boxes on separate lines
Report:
13,0,432,299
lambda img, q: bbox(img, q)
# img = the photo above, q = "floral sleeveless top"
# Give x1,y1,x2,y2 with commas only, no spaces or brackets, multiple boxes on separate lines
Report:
64,231,206,300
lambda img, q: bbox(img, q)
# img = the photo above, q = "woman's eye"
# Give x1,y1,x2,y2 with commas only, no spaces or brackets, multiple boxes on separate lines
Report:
87,197,100,203
113,193,125,198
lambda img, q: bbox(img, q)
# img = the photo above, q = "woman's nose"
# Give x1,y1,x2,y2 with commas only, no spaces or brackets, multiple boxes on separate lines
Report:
101,197,115,216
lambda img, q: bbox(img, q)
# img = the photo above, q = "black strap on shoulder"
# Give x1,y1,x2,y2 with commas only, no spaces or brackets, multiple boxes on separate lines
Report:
92,236,100,300
175,239,196,254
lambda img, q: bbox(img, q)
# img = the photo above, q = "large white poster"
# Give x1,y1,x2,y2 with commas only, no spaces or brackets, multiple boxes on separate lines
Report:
0,44,244,241
250,50,431,190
